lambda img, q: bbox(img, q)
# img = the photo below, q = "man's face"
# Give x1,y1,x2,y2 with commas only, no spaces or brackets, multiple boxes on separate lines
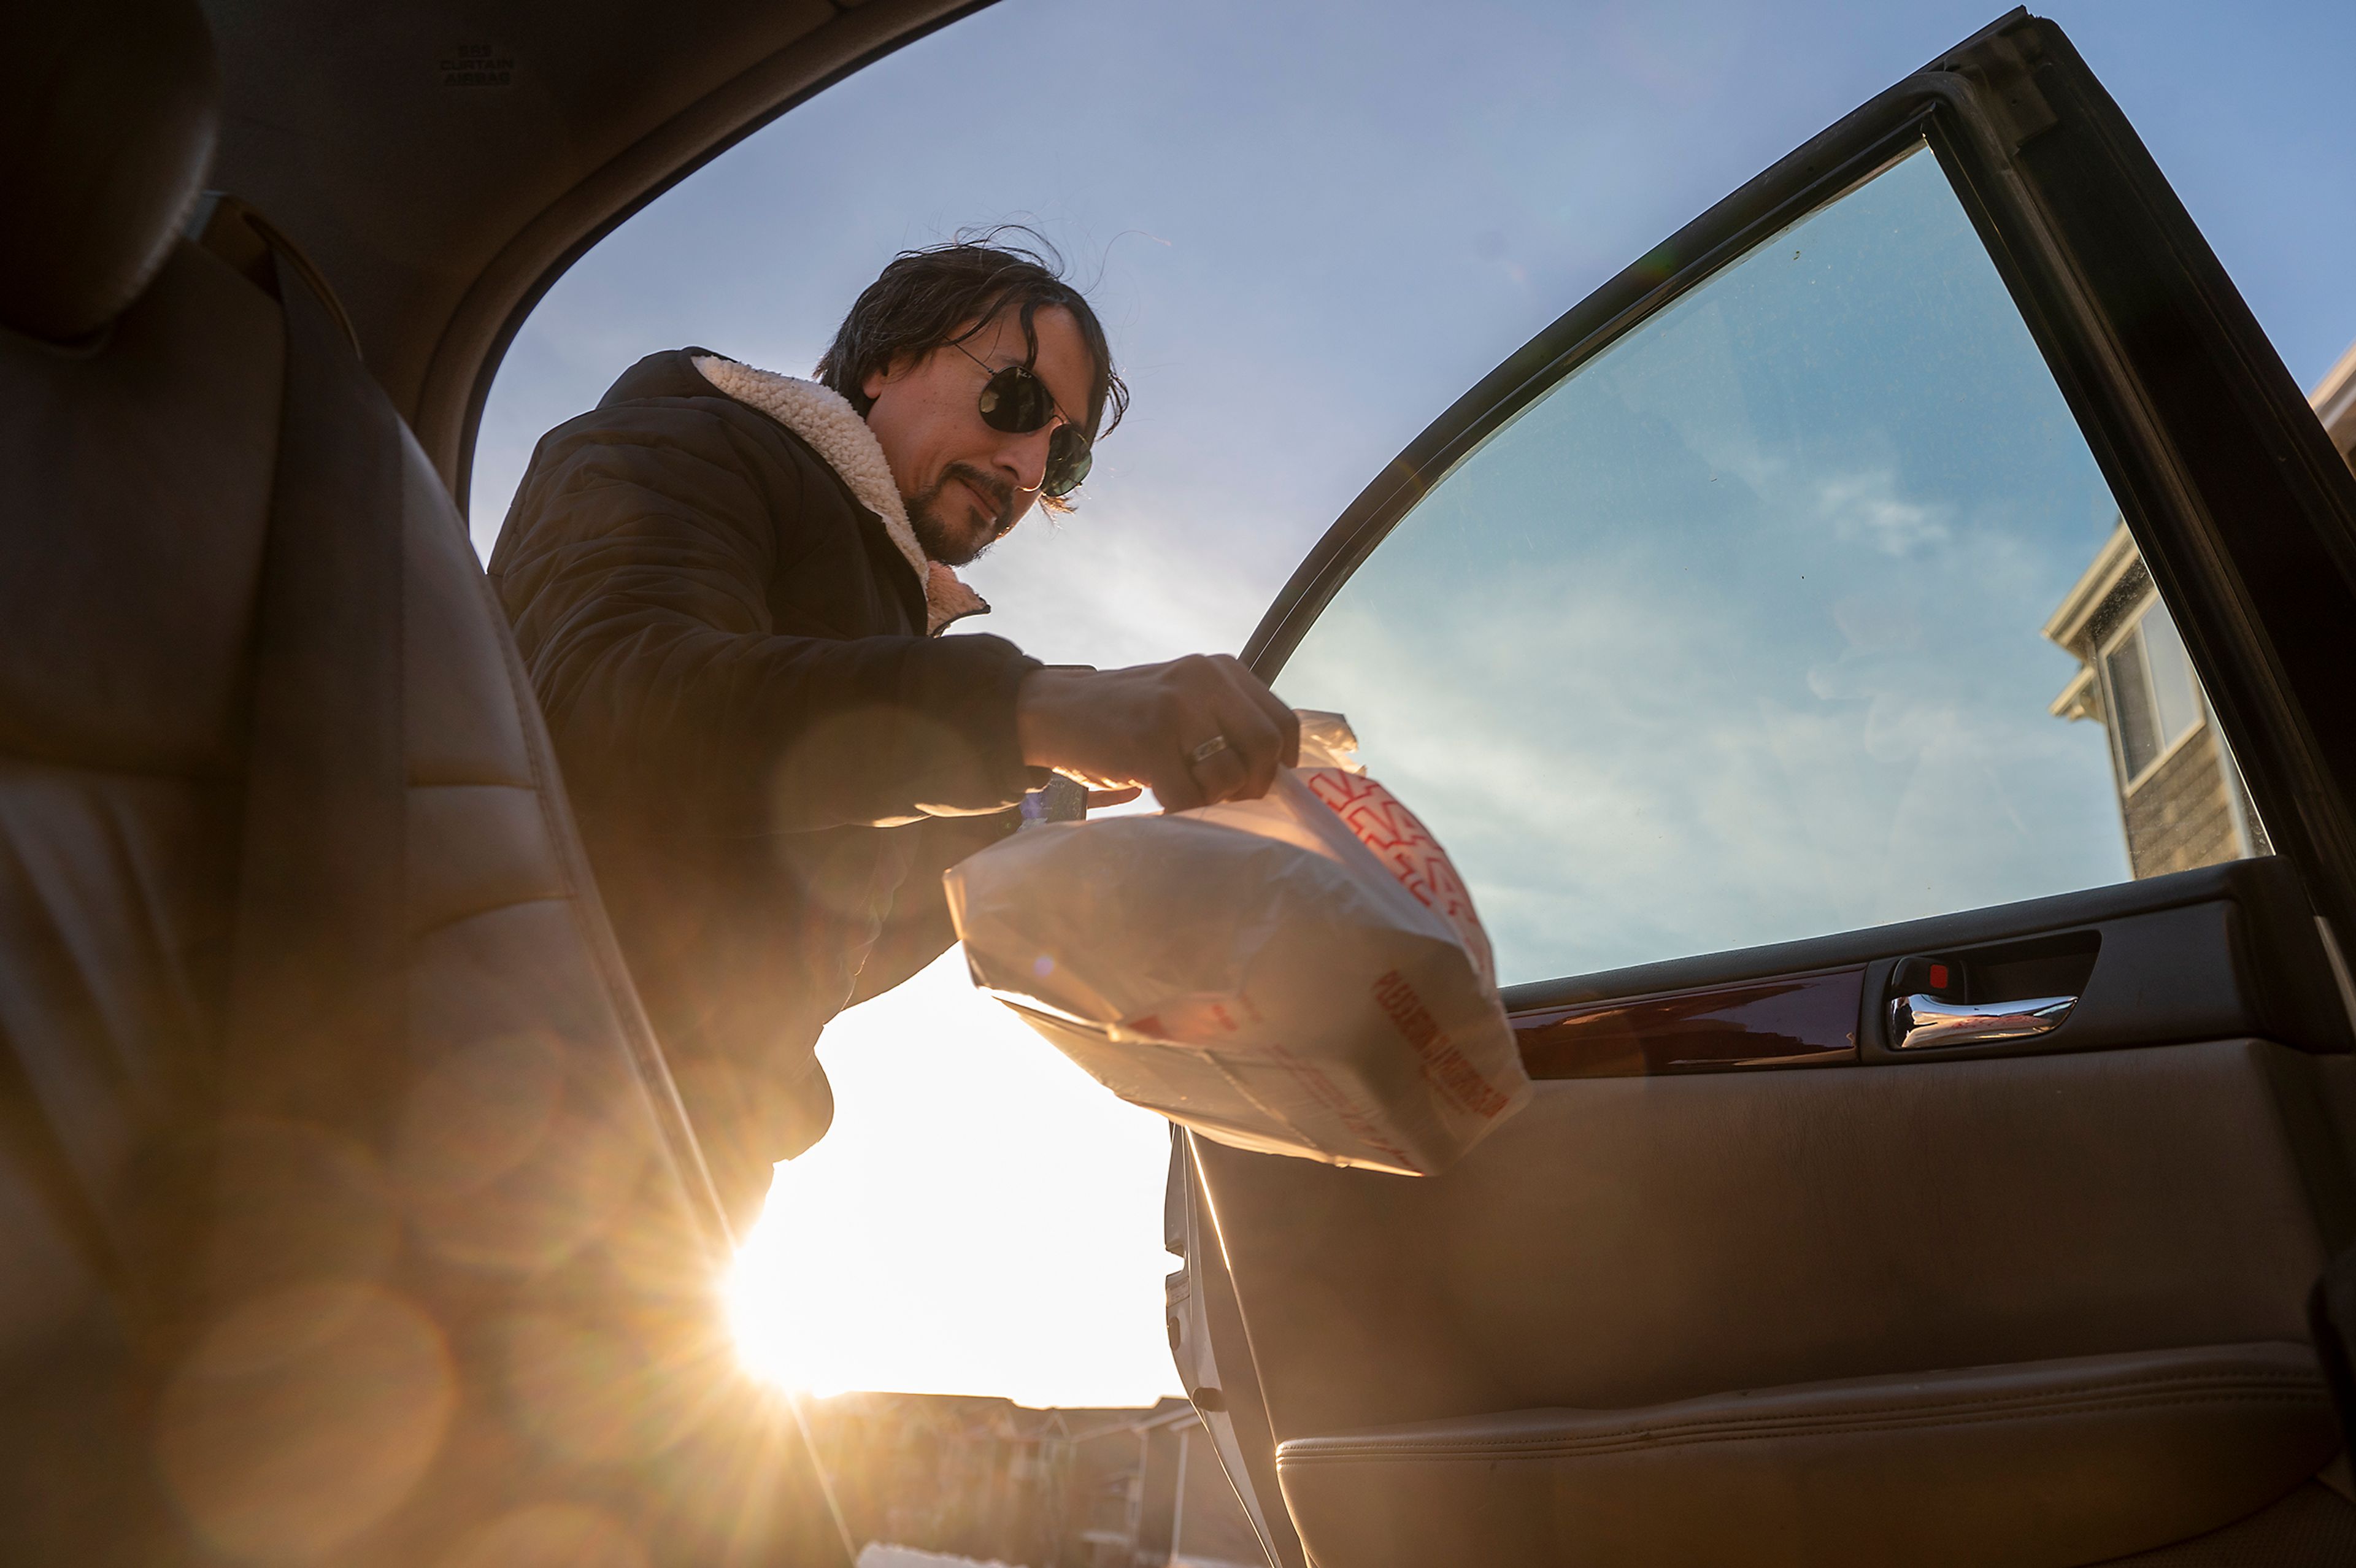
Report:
862,304,1093,567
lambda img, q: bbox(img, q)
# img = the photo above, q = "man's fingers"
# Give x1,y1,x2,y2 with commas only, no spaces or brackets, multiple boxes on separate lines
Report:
1153,759,1208,814
1169,704,1284,807
1161,658,1292,804
1210,659,1290,800
1271,694,1302,769
1213,702,1284,802
1209,655,1300,772
1183,732,1249,805
1023,654,1304,815
1254,682,1301,769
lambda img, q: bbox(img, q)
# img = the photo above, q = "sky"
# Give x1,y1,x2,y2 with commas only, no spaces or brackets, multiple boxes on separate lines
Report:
1280,145,2136,985
469,0,2356,1409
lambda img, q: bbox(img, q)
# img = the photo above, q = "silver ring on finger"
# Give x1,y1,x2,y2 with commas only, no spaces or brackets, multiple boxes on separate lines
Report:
1188,734,1230,766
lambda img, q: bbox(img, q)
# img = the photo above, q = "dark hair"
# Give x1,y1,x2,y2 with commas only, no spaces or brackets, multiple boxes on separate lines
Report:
815,229,1128,510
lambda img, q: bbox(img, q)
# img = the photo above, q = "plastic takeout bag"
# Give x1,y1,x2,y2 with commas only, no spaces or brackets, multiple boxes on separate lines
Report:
945,713,1531,1175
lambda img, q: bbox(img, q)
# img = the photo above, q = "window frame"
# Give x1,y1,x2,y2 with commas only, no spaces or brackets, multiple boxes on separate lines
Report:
1244,11,2356,945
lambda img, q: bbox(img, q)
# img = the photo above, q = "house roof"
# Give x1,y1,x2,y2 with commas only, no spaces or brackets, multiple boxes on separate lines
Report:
2042,518,2142,653
2313,339,2356,461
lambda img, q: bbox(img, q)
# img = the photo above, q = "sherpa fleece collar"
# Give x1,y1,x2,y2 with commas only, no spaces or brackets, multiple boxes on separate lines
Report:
691,354,990,635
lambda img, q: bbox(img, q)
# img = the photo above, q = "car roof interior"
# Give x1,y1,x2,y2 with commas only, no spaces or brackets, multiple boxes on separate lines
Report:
202,0,991,500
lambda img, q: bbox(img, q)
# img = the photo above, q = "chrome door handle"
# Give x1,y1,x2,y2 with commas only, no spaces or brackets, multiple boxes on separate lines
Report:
1888,993,2076,1051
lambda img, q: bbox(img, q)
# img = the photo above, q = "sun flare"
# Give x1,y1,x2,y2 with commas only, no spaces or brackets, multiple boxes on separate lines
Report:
725,1172,855,1400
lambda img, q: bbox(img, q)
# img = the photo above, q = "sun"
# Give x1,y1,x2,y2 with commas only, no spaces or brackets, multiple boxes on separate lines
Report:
724,1161,858,1400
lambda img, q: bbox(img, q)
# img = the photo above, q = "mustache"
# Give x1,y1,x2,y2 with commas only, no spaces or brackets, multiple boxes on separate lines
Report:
943,462,1020,535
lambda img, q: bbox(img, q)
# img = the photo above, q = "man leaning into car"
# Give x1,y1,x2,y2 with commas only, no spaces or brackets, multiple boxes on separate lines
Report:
489,237,1296,1226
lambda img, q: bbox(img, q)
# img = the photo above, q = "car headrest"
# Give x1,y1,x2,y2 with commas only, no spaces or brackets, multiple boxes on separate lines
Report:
0,0,220,342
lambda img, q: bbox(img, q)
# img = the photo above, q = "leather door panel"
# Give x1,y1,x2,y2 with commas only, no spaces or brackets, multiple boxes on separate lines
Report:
1199,1040,2346,1439
1272,1343,2335,1568
1193,1037,2356,1562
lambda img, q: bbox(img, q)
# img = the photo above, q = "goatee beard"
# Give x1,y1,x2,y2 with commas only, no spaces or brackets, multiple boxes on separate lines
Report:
906,463,1018,566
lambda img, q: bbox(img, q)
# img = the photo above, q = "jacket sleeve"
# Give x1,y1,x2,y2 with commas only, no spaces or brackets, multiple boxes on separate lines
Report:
495,403,1043,836
847,811,1019,1007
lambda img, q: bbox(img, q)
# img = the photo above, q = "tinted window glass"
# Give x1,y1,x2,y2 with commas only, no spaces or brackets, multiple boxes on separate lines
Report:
1274,143,2250,986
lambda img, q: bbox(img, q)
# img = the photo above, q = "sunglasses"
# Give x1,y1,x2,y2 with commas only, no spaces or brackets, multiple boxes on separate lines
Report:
951,340,1094,498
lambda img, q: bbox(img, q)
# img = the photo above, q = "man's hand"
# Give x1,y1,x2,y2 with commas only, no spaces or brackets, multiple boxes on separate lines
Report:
1017,656,1301,813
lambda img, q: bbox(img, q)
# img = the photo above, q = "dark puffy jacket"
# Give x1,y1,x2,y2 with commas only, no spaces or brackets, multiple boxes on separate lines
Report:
488,348,1043,1224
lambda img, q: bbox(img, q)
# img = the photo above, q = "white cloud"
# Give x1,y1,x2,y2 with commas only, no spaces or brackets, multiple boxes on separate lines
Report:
1813,467,1953,556
959,498,1288,669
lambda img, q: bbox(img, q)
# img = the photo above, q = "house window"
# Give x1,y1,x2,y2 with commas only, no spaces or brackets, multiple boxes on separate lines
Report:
2102,596,2204,784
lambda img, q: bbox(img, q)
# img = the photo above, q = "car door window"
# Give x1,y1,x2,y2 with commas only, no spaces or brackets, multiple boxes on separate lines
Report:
1272,141,2262,986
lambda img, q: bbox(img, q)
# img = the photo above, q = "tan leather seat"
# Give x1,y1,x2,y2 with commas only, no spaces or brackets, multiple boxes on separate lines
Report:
0,4,804,1562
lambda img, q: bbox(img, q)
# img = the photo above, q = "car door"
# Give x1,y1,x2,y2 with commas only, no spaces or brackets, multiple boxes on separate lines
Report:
1162,13,2356,1568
